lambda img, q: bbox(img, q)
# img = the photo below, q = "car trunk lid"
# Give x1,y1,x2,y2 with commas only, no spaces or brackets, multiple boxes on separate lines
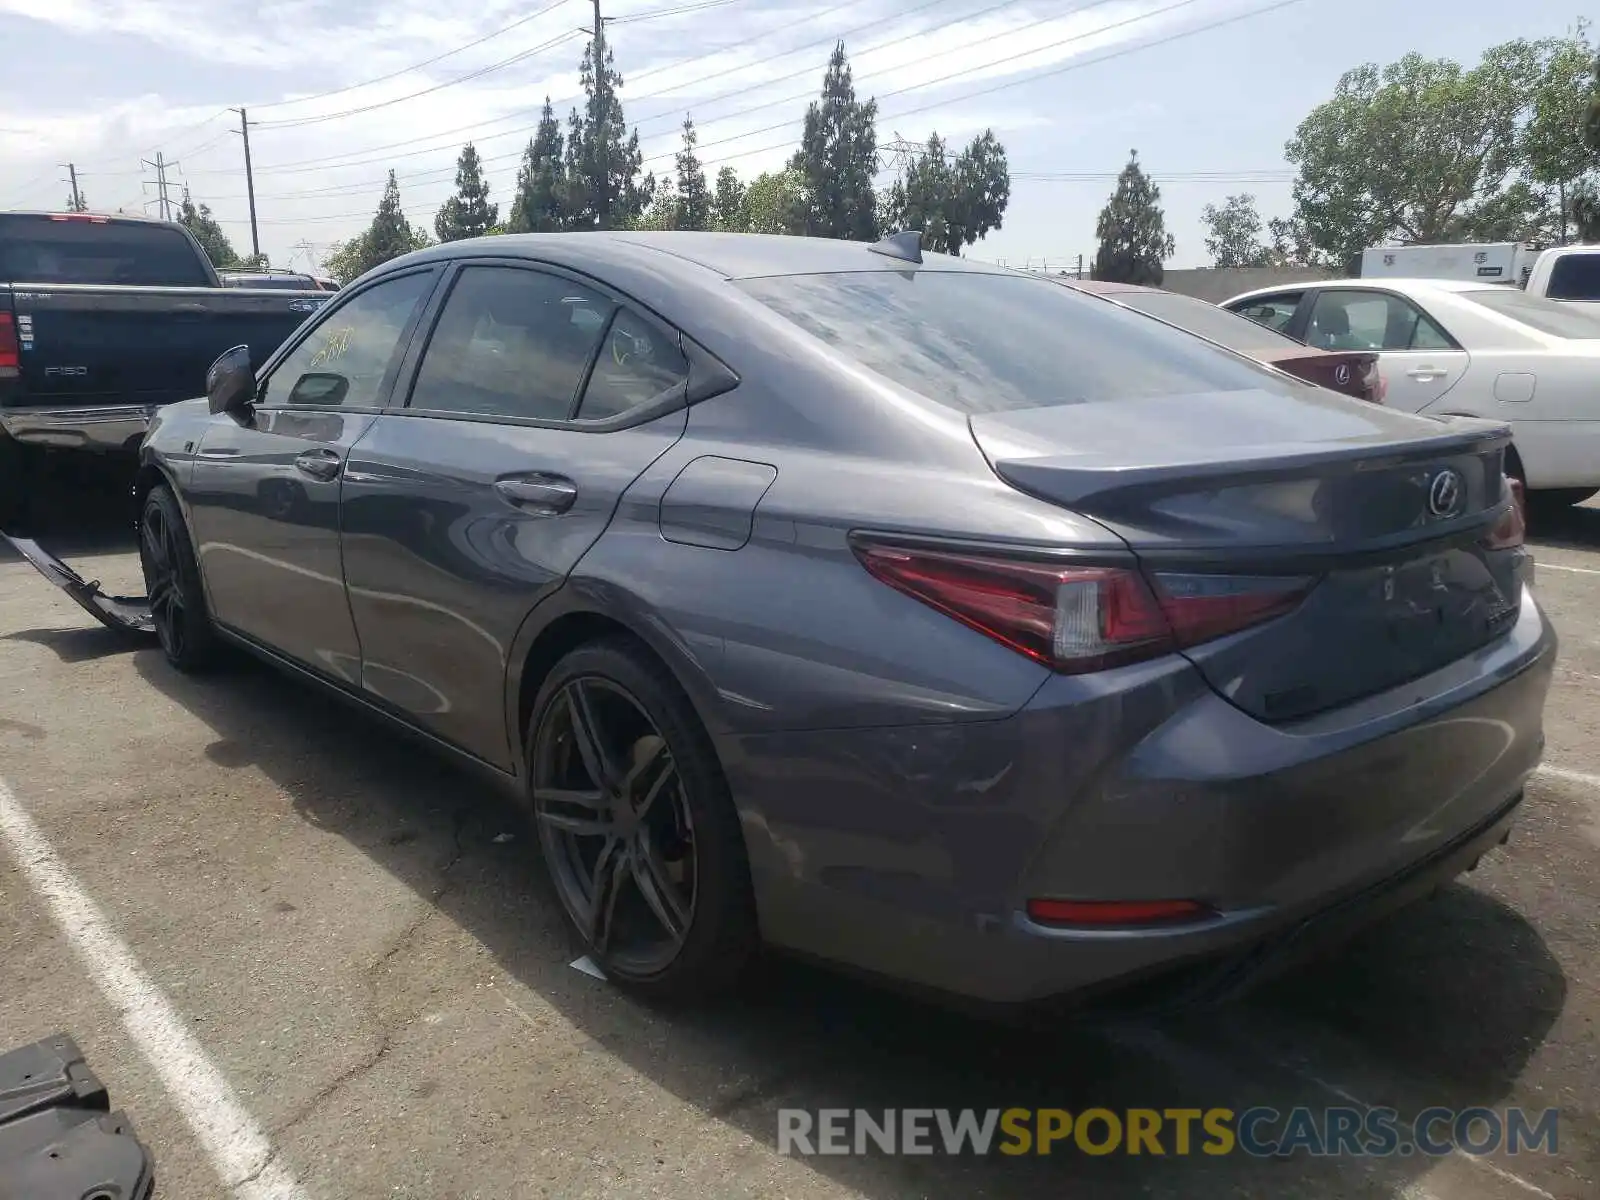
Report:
969,388,1524,722
1255,347,1381,403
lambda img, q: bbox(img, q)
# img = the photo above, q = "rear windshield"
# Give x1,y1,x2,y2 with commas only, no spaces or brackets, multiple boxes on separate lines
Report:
1462,287,1600,339
1105,288,1302,352
1544,253,1600,301
0,216,210,287
737,271,1291,414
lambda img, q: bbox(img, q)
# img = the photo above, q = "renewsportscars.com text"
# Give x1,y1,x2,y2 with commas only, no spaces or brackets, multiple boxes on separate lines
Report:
777,1106,1560,1158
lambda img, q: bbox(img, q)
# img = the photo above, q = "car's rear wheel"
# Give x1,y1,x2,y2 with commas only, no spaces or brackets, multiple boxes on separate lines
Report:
1525,487,1597,520
139,484,220,672
526,638,756,1001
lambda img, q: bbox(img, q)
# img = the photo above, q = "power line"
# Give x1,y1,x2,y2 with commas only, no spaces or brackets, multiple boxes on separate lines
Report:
249,0,578,111
253,29,587,130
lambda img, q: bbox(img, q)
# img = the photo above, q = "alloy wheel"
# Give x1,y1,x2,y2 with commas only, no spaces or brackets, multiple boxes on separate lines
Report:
140,503,186,661
532,676,697,976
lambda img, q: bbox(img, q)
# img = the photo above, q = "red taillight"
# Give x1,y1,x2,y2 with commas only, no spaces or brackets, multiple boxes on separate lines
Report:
47,213,108,223
1026,897,1213,927
0,312,19,376
1485,477,1526,550
852,540,1310,674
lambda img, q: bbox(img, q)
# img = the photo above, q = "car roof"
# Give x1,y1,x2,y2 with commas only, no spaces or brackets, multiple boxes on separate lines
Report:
1226,277,1497,304
397,230,1014,281
1056,278,1160,296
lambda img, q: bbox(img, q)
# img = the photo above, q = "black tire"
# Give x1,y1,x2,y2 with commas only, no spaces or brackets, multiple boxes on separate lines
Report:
1525,487,1597,521
0,433,30,532
526,637,757,1002
138,484,220,672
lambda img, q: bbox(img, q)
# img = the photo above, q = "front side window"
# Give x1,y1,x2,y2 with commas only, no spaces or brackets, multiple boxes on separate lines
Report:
408,267,613,421
1306,290,1454,352
261,271,433,408
737,271,1294,415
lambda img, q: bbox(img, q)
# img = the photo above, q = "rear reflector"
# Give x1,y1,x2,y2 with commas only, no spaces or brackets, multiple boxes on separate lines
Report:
0,312,19,376
852,540,1310,674
1026,898,1212,927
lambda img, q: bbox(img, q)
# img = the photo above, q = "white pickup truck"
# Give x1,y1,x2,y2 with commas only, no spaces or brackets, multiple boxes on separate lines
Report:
1523,245,1600,307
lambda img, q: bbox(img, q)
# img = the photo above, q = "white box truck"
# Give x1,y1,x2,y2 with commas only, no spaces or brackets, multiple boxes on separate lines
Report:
1359,242,1533,284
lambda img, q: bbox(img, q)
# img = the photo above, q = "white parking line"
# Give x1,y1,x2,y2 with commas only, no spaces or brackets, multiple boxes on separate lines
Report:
1536,764,1600,790
1531,561,1600,576
0,776,309,1200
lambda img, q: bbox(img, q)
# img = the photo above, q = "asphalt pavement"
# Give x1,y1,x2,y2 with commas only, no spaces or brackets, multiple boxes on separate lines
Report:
0,461,1595,1199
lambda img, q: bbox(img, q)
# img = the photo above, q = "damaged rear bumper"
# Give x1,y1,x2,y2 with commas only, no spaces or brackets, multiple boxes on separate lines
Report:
1,533,154,635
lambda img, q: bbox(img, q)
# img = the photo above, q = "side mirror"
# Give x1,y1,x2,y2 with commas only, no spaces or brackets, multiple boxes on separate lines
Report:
285,372,349,407
206,345,257,416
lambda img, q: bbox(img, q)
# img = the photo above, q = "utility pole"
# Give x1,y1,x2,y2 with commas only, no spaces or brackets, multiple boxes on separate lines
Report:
232,107,261,263
1076,253,1084,279
141,152,176,220
592,0,609,228
60,163,83,212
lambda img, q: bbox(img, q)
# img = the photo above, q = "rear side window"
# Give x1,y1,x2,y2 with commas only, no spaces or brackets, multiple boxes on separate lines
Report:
0,216,210,286
1464,286,1600,339
737,272,1290,414
409,266,613,421
1545,253,1600,301
1110,289,1302,352
578,308,690,421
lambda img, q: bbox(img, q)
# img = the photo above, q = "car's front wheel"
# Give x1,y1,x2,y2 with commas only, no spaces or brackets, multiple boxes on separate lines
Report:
139,484,220,672
526,638,756,1002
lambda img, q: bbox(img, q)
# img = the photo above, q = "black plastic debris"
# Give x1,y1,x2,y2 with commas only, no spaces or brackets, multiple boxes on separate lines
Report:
0,534,154,636
0,1035,154,1200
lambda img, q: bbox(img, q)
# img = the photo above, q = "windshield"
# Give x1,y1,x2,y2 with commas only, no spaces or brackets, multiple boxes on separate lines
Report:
1106,288,1302,352
0,215,210,286
1545,253,1600,301
737,271,1294,415
1462,287,1600,339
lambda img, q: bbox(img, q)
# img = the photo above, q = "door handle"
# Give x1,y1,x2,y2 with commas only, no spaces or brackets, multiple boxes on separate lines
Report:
294,448,343,481
1407,366,1446,381
495,474,577,515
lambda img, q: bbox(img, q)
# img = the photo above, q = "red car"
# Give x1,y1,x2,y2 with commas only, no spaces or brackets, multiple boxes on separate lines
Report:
1060,278,1387,404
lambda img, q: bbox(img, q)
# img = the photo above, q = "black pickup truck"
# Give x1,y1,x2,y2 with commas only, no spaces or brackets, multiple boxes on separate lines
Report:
0,210,329,522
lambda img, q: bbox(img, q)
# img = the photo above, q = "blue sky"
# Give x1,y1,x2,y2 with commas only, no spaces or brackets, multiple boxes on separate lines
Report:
0,0,1589,273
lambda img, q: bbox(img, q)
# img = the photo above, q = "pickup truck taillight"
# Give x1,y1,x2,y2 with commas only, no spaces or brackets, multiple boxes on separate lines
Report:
0,312,19,377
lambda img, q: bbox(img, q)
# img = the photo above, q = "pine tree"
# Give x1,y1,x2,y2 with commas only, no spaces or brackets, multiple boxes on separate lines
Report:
787,42,879,240
674,116,712,231
712,166,747,231
508,100,568,233
1091,151,1175,285
66,188,89,214
178,190,239,269
434,143,498,242
565,29,652,229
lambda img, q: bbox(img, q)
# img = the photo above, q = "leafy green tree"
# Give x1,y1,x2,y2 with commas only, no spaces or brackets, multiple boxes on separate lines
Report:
880,130,1010,255
1091,151,1174,285
564,29,653,229
673,116,712,231
508,100,568,233
323,172,431,283
1285,48,1547,264
1519,28,1597,242
178,191,239,269
1200,193,1271,267
787,42,879,240
712,166,747,231
744,169,806,234
433,143,498,242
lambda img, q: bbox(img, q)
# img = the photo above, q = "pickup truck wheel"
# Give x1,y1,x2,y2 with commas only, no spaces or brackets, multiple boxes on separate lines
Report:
0,435,29,532
139,485,219,672
526,638,757,1003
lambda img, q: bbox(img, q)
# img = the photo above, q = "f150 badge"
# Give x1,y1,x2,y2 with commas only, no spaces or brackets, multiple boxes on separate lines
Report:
43,366,89,377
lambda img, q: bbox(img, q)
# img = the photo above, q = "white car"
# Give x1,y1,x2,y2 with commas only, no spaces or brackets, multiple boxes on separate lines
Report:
1221,277,1600,516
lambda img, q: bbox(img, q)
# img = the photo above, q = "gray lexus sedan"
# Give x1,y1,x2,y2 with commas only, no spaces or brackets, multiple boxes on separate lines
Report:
90,231,1558,1007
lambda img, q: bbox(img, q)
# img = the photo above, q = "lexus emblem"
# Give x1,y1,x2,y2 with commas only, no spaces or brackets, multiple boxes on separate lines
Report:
1427,468,1463,518
1334,364,1351,386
